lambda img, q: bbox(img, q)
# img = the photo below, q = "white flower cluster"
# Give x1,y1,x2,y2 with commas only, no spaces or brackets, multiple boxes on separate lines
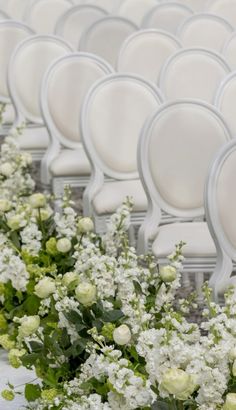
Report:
0,244,29,291
54,207,77,239
20,222,42,256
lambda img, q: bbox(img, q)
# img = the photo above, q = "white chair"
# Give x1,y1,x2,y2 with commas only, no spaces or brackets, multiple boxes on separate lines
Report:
172,0,206,12
142,2,193,34
5,0,29,20
206,0,236,27
79,16,137,68
137,100,232,293
8,35,73,161
205,139,236,300
0,21,34,134
178,13,233,52
40,52,113,192
81,73,164,232
116,0,160,26
0,10,9,20
159,48,230,103
55,5,108,49
215,72,236,136
72,0,121,13
24,0,73,34
223,32,236,70
117,29,182,84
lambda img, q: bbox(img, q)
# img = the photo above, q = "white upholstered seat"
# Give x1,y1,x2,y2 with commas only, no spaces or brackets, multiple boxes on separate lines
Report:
116,0,160,26
72,0,120,13
5,0,29,20
160,48,230,103
55,5,108,48
215,72,236,136
50,148,91,176
178,13,233,52
223,32,236,70
117,29,182,84
173,0,205,12
206,0,236,27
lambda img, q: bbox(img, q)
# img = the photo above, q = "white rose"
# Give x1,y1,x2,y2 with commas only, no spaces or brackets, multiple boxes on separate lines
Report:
160,265,177,283
29,193,46,209
113,324,131,345
7,215,23,230
56,238,72,253
75,283,96,306
19,316,40,337
161,368,196,400
0,162,14,177
224,394,236,410
62,271,79,288
77,217,94,233
32,207,53,221
0,199,11,212
34,277,56,299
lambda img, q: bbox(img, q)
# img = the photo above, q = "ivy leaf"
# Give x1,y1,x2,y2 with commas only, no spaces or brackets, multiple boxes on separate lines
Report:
24,384,41,402
103,309,124,323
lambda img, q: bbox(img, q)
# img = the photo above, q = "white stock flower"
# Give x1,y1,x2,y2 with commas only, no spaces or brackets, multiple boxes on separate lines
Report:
0,199,11,212
113,325,131,346
0,162,14,177
34,277,56,299
224,394,236,410
159,265,177,283
56,238,72,253
19,315,40,337
29,193,46,208
77,217,94,233
75,283,96,306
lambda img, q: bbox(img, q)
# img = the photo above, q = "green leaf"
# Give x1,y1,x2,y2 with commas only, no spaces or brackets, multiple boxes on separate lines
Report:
103,309,124,323
24,384,41,402
64,310,82,324
23,295,40,315
29,341,43,353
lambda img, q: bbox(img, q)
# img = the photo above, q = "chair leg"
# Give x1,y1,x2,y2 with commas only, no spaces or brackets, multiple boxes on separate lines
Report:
195,272,204,303
182,272,191,289
52,178,64,212
128,225,136,247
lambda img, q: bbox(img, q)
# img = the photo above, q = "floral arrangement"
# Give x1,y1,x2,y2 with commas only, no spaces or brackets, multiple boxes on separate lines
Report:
1,134,236,410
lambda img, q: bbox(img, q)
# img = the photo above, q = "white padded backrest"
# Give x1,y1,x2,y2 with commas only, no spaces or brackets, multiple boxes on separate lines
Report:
178,13,233,52
73,0,120,13
81,74,163,179
223,33,236,70
42,53,113,148
0,10,9,20
0,21,34,101
116,0,160,26
173,0,205,12
117,29,182,84
25,0,73,35
206,0,236,27
142,3,193,34
139,100,231,215
8,36,73,123
79,16,137,67
160,48,230,103
215,73,236,135
55,5,108,48
6,0,29,20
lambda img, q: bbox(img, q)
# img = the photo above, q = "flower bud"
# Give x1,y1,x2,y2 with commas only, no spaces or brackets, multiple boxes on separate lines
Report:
46,237,58,256
8,348,26,369
56,238,72,253
29,193,46,209
229,347,236,360
0,199,11,212
19,315,40,337
75,282,96,306
160,265,177,283
224,393,236,410
77,217,94,233
1,389,14,401
0,313,7,330
34,277,56,299
0,162,13,177
113,324,131,345
62,271,79,288
0,334,15,350
161,368,196,400
41,388,58,402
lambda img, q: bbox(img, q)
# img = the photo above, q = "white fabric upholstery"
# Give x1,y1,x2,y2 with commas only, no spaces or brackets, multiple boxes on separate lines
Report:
117,29,181,84
174,0,205,12
160,49,230,103
116,0,159,26
215,74,236,135
18,126,49,149
80,17,137,67
26,0,72,34
223,34,236,70
5,0,29,20
206,0,236,27
93,179,147,215
178,14,233,52
142,3,193,34
55,5,108,48
50,148,91,176
152,222,216,258
77,0,119,13
2,104,14,124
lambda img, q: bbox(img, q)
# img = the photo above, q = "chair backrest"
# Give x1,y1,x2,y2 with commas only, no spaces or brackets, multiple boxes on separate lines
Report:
173,0,205,12
138,100,232,220
0,10,9,20
142,2,193,34
178,13,233,52
8,35,73,125
0,21,34,103
81,73,164,180
117,29,182,84
159,48,230,103
116,0,160,26
206,0,236,27
223,32,236,70
205,139,236,297
5,0,29,20
79,16,137,67
24,0,73,34
214,72,236,136
41,52,114,149
72,0,120,13
55,5,108,48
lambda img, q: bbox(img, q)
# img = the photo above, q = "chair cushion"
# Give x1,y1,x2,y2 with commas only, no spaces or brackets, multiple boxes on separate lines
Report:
93,179,147,215
50,148,91,177
18,126,49,149
152,221,216,258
